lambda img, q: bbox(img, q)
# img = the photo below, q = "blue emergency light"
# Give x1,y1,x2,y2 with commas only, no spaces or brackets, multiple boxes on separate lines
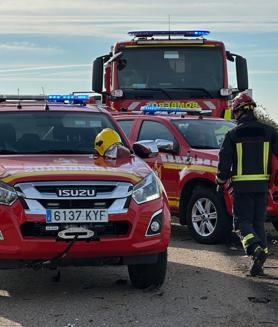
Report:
141,106,202,114
128,30,210,38
47,94,89,103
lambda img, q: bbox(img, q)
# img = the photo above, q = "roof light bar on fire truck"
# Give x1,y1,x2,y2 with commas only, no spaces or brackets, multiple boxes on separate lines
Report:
128,30,210,39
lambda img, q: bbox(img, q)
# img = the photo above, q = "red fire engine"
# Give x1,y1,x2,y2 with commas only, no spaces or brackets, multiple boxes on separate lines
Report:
92,30,249,119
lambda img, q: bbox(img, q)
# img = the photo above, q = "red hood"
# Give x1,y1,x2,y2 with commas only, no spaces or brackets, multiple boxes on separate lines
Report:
0,154,151,185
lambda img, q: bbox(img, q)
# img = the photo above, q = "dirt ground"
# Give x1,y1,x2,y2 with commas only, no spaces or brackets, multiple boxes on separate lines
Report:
0,222,277,327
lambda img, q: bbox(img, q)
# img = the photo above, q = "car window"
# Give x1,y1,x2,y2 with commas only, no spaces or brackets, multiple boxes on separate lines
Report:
173,119,235,149
138,120,176,142
118,120,134,137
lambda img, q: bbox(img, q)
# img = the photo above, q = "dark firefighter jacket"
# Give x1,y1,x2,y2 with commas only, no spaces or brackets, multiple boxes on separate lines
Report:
217,114,278,192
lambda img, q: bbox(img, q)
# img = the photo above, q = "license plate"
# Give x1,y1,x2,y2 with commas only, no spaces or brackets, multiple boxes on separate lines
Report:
46,209,108,223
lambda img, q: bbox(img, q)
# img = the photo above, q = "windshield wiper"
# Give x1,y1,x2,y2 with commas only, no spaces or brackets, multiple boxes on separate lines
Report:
0,149,19,154
170,88,213,98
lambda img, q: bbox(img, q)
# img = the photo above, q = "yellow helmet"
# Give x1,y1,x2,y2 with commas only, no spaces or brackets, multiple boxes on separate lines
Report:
95,128,122,156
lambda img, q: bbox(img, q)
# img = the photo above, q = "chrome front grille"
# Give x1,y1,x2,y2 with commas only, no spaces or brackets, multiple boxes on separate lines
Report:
15,181,133,215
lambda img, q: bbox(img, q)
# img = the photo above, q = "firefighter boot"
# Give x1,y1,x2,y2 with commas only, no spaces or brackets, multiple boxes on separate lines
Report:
250,246,267,277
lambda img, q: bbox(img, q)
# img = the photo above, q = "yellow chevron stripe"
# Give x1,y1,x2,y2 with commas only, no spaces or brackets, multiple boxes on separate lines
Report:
163,163,217,173
2,171,141,184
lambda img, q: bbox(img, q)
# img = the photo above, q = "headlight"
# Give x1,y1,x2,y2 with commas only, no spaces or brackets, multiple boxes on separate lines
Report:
132,172,161,204
0,181,18,206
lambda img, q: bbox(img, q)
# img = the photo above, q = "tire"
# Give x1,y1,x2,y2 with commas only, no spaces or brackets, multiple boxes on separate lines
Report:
272,217,278,231
186,187,232,244
128,251,167,289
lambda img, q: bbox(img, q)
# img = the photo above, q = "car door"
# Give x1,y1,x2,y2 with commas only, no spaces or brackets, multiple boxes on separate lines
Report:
136,119,180,210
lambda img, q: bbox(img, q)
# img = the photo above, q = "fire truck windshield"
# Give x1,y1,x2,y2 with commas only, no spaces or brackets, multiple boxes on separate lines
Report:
117,47,224,99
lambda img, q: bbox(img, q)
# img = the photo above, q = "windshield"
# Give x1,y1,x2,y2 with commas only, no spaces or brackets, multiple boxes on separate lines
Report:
0,111,120,155
117,47,224,99
173,119,235,149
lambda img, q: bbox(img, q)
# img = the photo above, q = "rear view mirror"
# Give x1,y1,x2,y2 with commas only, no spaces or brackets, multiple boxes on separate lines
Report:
155,139,176,153
133,140,158,158
236,56,248,91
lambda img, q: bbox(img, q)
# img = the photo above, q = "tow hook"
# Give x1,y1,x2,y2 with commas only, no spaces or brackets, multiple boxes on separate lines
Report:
58,227,94,240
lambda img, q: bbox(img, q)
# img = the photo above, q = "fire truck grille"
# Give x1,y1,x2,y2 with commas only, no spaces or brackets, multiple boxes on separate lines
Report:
21,221,130,238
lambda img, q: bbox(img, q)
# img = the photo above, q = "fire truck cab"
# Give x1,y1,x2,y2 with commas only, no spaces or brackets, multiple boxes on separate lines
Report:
92,30,249,118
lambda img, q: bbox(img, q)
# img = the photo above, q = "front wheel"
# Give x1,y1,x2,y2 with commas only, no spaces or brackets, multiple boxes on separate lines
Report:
186,187,232,244
128,251,167,289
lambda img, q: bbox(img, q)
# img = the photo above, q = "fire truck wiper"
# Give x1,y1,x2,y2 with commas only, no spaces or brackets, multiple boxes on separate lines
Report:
170,88,213,98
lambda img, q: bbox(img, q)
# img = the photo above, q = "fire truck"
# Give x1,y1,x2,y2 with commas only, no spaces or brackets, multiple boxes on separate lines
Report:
92,30,249,118
115,107,278,244
0,94,170,289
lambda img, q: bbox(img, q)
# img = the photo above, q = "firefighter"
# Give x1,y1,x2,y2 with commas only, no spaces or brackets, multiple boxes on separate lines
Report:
94,128,131,159
216,92,278,276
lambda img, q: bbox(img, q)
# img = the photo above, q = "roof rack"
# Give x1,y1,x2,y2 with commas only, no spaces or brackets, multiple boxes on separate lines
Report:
141,106,212,116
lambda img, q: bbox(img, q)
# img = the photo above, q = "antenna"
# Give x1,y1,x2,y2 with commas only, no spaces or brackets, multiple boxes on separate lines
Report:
17,88,22,109
42,86,49,111
168,15,171,40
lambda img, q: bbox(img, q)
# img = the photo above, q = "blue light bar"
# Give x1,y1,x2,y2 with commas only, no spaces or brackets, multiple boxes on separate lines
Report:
141,106,202,114
128,30,210,38
47,95,89,102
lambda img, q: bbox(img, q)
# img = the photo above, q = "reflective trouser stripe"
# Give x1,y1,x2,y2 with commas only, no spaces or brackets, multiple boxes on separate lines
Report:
264,247,269,254
242,233,254,248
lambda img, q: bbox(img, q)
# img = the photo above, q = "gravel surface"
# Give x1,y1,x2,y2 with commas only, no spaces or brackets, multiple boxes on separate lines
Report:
0,222,277,327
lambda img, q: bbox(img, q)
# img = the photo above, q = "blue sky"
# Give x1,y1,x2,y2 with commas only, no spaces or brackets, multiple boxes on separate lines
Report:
0,0,277,119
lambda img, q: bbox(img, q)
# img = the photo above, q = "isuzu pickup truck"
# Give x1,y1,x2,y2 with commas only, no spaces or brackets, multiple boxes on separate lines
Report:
0,95,170,289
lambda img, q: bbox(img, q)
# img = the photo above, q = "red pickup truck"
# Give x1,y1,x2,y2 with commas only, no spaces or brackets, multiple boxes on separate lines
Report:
115,111,278,244
0,95,170,289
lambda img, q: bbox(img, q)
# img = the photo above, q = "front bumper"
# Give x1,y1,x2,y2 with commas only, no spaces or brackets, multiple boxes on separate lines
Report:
0,197,171,267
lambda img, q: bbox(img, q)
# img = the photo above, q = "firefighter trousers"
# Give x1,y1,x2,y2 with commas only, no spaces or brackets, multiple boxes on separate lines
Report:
233,191,268,256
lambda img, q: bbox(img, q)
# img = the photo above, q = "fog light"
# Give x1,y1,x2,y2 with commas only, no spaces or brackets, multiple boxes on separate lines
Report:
146,209,162,237
150,221,160,232
0,231,4,241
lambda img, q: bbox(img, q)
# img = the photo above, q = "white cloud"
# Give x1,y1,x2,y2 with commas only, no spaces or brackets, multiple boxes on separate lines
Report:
0,64,90,74
0,1,277,35
0,42,61,52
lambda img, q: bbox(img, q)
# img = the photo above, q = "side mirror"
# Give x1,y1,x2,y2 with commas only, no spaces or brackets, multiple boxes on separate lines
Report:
236,56,248,91
92,56,104,93
133,140,158,158
155,139,176,153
